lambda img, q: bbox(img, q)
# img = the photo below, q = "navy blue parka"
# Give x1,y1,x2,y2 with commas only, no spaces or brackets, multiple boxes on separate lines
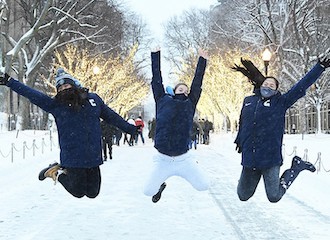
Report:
151,51,207,156
7,79,136,168
235,63,325,170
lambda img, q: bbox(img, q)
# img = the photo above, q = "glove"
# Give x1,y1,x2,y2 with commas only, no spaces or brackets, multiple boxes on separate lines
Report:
0,73,10,85
319,56,330,69
232,58,266,89
235,144,242,153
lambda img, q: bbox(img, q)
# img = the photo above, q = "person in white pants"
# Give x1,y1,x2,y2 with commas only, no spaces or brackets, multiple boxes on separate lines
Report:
144,48,209,203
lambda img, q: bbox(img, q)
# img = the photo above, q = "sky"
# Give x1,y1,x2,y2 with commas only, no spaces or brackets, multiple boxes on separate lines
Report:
123,0,217,83
123,0,218,117
124,0,217,43
0,129,330,239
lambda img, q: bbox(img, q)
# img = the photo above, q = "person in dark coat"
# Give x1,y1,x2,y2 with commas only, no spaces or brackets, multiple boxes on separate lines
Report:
203,118,213,144
148,118,156,142
0,68,137,198
114,127,122,146
233,55,330,203
143,48,209,203
101,120,116,160
189,120,202,149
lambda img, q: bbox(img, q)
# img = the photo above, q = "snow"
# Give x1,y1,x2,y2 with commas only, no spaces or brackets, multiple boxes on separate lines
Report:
0,130,330,240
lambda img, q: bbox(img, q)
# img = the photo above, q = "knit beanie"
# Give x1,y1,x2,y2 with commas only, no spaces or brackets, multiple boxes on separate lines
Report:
55,68,82,90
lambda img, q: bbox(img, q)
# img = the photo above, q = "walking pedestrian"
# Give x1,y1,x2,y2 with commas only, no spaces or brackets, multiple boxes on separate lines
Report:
134,116,145,144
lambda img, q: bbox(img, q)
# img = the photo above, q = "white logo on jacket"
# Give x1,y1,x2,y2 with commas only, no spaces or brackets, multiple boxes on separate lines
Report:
263,99,271,107
89,99,97,106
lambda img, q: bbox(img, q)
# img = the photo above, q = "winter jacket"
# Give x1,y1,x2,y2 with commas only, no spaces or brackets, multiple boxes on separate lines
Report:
151,51,207,156
7,79,136,168
134,118,144,132
190,121,201,140
101,121,116,143
203,120,213,133
235,63,325,170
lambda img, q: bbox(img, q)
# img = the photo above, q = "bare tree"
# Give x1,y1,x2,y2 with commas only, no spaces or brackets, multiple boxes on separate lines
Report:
54,44,149,116
211,0,330,133
164,8,212,75
0,0,150,129
175,49,256,132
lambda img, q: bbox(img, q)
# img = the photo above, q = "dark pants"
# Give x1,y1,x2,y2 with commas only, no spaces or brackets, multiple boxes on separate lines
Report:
203,131,210,144
123,133,134,146
135,131,145,144
58,166,101,198
102,140,112,160
237,166,286,203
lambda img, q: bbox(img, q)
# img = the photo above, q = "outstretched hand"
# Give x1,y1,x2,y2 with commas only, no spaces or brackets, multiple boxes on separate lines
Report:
318,50,330,68
198,48,209,60
319,57,330,69
235,144,242,153
0,73,10,86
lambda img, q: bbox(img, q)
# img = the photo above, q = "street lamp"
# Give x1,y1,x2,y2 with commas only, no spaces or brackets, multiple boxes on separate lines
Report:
262,48,272,76
93,66,100,75
92,66,100,91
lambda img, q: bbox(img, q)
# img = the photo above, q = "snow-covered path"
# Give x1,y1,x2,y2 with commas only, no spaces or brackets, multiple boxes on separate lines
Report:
0,131,329,240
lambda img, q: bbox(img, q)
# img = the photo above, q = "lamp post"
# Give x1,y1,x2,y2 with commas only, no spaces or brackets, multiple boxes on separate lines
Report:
92,66,100,91
262,48,272,76
93,66,100,75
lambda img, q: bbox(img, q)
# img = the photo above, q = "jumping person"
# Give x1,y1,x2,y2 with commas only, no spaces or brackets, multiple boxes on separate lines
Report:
0,68,138,198
233,55,330,203
143,48,209,203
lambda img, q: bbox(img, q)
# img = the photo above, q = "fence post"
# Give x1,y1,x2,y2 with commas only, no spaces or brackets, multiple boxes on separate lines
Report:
42,138,44,154
316,152,321,173
303,149,308,161
50,130,53,151
33,139,36,156
11,143,14,163
23,141,26,159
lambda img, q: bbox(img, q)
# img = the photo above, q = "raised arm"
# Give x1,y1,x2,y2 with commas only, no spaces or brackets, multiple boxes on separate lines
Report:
189,49,208,105
151,49,165,102
283,62,326,108
2,77,54,112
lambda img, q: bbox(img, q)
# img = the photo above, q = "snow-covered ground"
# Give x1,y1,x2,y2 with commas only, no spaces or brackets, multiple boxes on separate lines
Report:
0,130,329,240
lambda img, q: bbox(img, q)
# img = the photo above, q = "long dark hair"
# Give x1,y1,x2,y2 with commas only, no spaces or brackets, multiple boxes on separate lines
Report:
232,58,266,89
55,87,88,111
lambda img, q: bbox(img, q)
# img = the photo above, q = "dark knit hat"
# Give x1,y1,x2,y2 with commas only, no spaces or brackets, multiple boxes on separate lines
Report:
55,68,82,90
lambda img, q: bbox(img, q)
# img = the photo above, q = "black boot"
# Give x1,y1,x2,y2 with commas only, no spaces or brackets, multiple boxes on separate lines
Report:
291,156,316,172
280,156,316,189
152,182,167,203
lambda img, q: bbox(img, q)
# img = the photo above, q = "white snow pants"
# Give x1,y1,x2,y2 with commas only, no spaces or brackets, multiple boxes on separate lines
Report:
143,151,210,196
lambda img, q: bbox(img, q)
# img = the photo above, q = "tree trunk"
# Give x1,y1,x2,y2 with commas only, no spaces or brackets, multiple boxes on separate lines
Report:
316,102,321,134
20,98,31,130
